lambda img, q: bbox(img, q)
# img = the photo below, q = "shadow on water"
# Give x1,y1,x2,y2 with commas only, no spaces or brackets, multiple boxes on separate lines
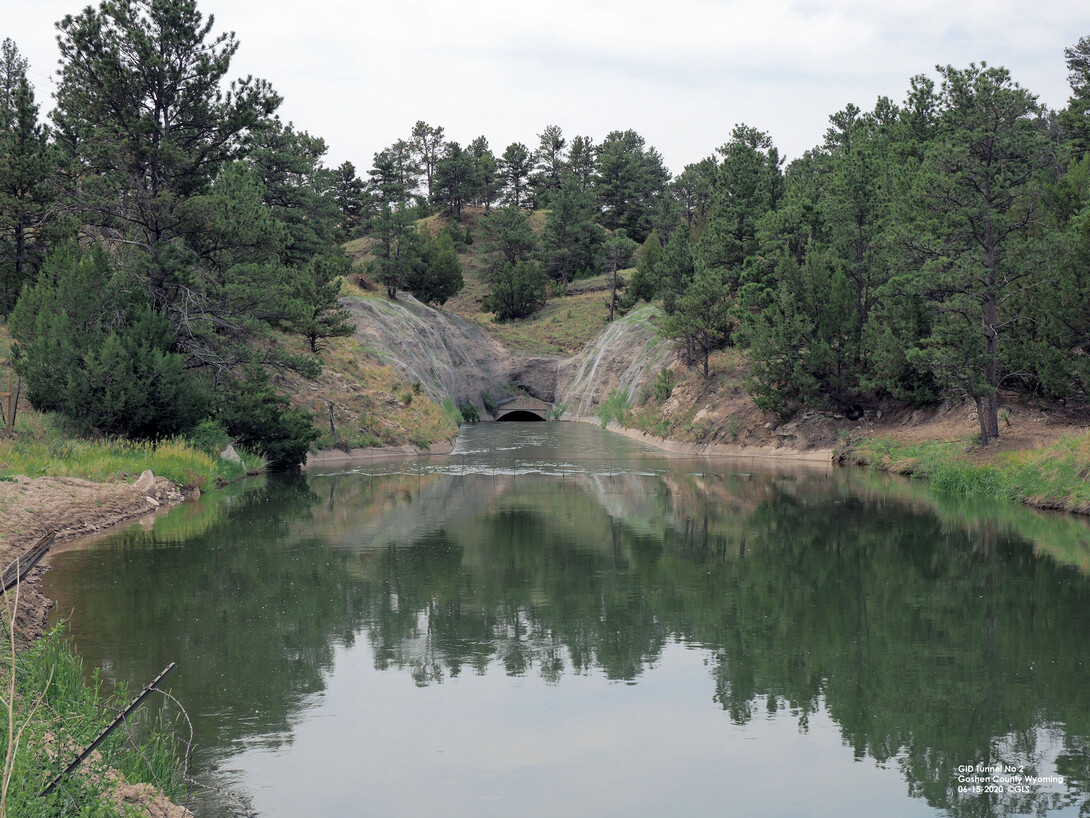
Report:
42,423,1090,817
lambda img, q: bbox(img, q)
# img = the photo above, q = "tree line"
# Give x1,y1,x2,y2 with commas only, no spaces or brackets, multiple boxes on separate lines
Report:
2,0,1089,452
0,2,357,464
348,39,1090,446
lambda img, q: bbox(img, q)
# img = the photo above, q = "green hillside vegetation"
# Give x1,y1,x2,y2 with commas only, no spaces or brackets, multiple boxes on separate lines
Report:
1,0,1090,472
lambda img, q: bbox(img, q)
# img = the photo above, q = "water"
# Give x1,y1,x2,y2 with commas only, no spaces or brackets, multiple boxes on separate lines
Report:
42,423,1090,817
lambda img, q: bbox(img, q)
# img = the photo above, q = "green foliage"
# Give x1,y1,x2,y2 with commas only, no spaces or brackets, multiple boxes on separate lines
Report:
216,365,319,467
595,129,670,242
481,204,538,268
0,624,186,816
287,253,354,353
540,177,602,285
481,391,497,417
0,413,249,487
0,39,60,316
10,244,207,438
740,247,859,416
601,228,638,321
458,398,480,423
660,265,733,379
405,228,464,305
627,229,663,303
596,388,631,427
652,367,676,402
368,204,425,298
483,261,547,321
852,432,1090,512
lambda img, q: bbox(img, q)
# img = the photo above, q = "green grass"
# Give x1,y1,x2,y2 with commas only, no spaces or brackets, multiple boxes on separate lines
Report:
851,432,1090,513
0,622,186,816
0,412,260,489
596,388,632,428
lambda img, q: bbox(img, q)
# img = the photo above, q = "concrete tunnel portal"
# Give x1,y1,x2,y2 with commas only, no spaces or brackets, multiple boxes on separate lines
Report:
492,395,553,422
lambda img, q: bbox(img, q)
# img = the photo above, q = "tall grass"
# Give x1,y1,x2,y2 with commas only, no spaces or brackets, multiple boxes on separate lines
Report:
596,389,632,428
0,412,262,488
1,619,186,816
852,432,1090,513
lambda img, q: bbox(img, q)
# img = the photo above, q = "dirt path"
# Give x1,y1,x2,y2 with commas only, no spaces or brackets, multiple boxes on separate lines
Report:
0,473,186,640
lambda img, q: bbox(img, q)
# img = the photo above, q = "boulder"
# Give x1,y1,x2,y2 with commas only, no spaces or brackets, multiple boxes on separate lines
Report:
220,445,242,464
133,470,155,495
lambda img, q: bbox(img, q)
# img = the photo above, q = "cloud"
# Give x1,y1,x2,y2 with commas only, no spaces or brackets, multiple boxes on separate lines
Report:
5,0,1090,174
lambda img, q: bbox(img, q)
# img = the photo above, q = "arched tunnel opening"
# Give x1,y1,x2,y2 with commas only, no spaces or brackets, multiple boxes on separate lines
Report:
496,410,547,422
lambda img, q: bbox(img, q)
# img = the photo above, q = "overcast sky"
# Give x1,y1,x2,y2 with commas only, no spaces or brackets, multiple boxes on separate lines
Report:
5,0,1090,176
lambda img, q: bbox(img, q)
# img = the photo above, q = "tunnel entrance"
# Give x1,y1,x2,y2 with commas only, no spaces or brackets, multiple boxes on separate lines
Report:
495,409,547,422
492,394,554,422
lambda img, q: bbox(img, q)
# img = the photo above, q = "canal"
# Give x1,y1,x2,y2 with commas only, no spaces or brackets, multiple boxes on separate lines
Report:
42,422,1090,816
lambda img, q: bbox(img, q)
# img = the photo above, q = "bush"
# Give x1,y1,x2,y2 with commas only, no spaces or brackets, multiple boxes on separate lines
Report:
459,399,480,423
481,391,497,417
10,244,207,438
482,261,547,321
216,366,319,467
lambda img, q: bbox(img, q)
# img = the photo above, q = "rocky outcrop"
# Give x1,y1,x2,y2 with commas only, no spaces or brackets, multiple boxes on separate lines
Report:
343,295,672,421
556,305,673,419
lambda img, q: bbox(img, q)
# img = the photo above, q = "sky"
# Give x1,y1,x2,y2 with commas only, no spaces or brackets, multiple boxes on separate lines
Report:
4,0,1090,176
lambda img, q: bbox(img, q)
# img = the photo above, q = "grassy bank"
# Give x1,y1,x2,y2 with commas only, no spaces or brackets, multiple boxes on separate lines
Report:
845,432,1090,514
1,620,185,816
0,411,262,490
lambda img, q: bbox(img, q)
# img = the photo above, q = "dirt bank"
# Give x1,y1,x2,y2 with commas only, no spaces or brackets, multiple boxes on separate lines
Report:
596,420,834,463
0,473,186,640
304,439,455,468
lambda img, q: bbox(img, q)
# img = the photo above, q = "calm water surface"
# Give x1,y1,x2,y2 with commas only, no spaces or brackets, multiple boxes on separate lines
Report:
43,423,1090,817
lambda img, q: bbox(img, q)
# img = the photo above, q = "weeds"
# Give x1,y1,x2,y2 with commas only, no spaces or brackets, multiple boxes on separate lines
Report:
852,432,1090,512
0,412,256,489
596,389,631,428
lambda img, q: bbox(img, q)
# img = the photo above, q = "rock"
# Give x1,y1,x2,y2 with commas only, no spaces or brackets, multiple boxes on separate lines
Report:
133,470,155,495
220,444,242,464
145,495,160,507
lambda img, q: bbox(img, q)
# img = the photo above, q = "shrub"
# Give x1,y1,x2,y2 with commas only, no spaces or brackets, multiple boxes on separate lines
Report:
10,244,207,438
216,366,319,468
458,399,480,423
482,261,547,321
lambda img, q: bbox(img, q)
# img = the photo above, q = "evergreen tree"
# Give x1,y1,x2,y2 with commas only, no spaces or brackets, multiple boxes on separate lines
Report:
673,157,718,233
216,364,319,467
696,124,784,297
248,119,339,267
410,120,445,202
540,176,602,285
369,204,424,298
1060,36,1090,159
627,229,663,304
499,142,532,207
10,243,207,437
482,261,547,321
659,266,733,379
405,229,464,306
330,160,367,231
481,205,538,268
468,136,500,211
0,40,58,315
431,141,473,217
288,254,353,353
601,229,637,321
51,0,282,366
905,63,1050,444
567,135,597,191
741,247,859,415
595,129,670,242
531,124,567,207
